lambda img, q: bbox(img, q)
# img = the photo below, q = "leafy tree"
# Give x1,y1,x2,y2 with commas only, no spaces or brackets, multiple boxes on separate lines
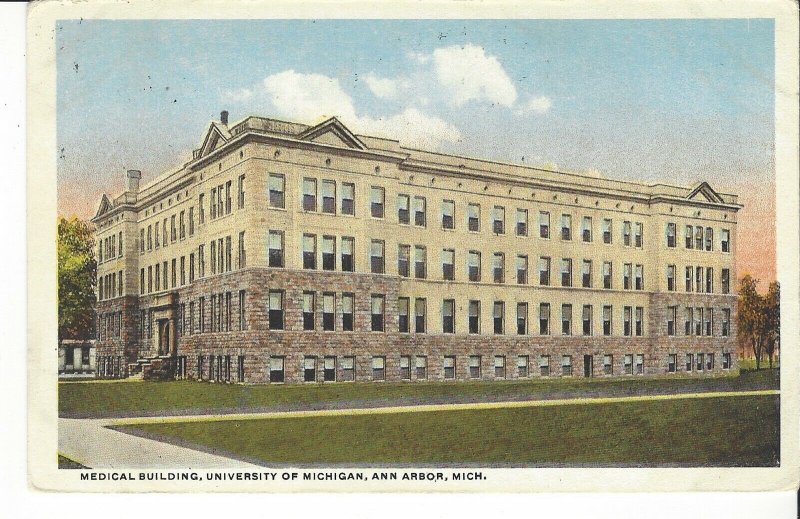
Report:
58,216,96,340
763,282,780,369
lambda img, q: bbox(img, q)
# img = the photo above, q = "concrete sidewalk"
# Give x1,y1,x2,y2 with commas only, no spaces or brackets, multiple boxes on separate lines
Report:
60,389,778,469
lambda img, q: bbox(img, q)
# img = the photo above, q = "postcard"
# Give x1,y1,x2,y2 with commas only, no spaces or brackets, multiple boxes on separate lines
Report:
27,0,799,493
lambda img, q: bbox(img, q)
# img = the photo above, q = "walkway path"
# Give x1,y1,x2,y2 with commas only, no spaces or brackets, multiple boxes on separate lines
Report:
59,389,778,469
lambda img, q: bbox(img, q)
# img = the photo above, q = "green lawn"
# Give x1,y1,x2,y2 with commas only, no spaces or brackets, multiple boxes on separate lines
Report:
130,394,779,466
59,369,778,418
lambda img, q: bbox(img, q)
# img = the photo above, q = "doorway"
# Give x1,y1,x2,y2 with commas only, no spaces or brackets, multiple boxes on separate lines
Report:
583,355,593,377
158,320,171,356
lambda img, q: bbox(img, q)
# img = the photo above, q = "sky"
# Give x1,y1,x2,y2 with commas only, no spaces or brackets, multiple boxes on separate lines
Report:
56,19,776,283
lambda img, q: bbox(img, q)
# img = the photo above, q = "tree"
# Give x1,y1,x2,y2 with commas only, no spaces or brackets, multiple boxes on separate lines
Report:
763,281,780,369
737,275,766,370
58,216,96,340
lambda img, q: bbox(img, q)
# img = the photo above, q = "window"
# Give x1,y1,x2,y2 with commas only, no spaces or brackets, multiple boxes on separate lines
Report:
442,200,455,229
342,293,354,331
721,268,730,294
539,211,550,238
493,253,505,283
492,206,505,234
706,307,713,336
442,249,455,280
341,237,354,272
516,209,528,236
147,225,153,251
268,291,284,330
302,234,317,270
707,353,714,371
269,356,284,383
171,215,177,242
579,216,592,242
469,355,482,379
302,292,315,331
705,227,713,251
695,307,704,336
268,231,284,267
517,355,529,378
695,226,703,250
444,356,456,379
635,307,644,336
581,259,592,288
398,244,410,277
685,225,694,249
236,231,246,269
370,240,385,274
602,218,612,244
561,304,572,335
685,266,694,292
667,306,677,336
706,267,713,293
322,293,335,331
602,305,612,336
516,255,528,284
238,290,246,331
269,174,285,208
179,211,186,240
397,194,410,224
561,355,573,376
635,264,644,290
619,262,632,289
198,194,205,224
667,265,676,291
304,357,317,383
415,298,426,333
539,355,550,377
416,356,427,379
155,263,161,291
685,307,694,335
414,246,427,279
400,356,411,380
516,302,528,335
413,196,426,226
468,251,481,282
539,303,550,335
468,300,480,334
721,229,730,253
371,356,386,381
603,355,613,375
624,354,633,375
198,245,205,278
668,354,677,373
211,189,218,218
539,257,551,286
180,256,186,286
602,261,612,289
722,308,731,337
582,305,592,336
371,295,385,331
467,203,480,231
319,235,335,271
189,253,195,283
494,356,506,379
493,301,504,334
341,182,355,215
442,299,455,333
635,222,643,248
686,353,694,372
697,352,705,371
163,219,168,247
723,352,731,369
321,180,336,214
696,265,704,294
561,258,572,287
666,223,676,247
302,178,317,211
140,268,145,295
341,356,355,381
139,229,144,253
622,221,632,246
623,306,632,336
635,354,644,375
237,174,245,209
398,297,410,333
171,258,177,288
561,214,572,241
225,181,232,215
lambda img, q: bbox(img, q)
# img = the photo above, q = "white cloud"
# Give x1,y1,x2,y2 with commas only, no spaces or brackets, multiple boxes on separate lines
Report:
429,44,517,107
244,70,461,149
363,73,398,99
221,87,253,102
518,95,553,114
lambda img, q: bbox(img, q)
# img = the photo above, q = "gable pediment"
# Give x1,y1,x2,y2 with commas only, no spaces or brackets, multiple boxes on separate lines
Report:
687,182,724,204
197,122,232,159
94,194,112,219
297,117,367,150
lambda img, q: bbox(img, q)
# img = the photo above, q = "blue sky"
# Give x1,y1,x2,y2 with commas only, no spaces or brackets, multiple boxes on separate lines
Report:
57,19,774,217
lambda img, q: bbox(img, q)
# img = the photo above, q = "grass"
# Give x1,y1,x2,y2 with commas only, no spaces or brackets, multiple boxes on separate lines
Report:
738,357,780,371
59,369,779,418
130,394,779,466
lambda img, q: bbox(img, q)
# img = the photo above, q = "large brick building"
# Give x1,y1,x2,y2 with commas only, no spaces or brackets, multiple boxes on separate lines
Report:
92,112,740,383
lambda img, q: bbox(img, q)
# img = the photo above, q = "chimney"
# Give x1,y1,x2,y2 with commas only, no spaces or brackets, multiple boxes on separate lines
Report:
126,169,141,193
220,110,229,125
